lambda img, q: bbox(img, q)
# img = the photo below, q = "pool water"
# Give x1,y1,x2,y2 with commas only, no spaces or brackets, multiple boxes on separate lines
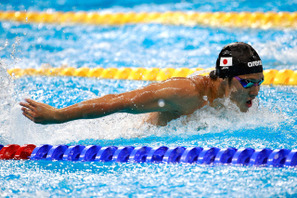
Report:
1,0,297,197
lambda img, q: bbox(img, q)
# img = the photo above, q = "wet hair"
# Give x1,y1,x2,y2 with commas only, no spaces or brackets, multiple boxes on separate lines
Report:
209,70,218,80
209,70,232,86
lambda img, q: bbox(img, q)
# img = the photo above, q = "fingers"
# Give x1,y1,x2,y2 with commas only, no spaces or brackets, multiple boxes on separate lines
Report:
25,98,38,107
22,107,43,124
20,98,51,125
21,107,35,117
22,111,34,122
19,98,38,108
22,107,36,122
20,101,35,111
20,98,42,112
20,98,49,124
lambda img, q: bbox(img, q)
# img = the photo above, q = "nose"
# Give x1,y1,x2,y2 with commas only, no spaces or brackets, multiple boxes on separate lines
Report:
249,85,260,98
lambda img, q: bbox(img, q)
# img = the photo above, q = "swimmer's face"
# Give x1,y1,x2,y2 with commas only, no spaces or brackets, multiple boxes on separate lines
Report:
228,72,264,112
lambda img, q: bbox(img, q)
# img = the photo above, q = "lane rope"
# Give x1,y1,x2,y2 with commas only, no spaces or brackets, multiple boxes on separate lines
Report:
7,67,297,85
0,11,296,29
0,144,296,167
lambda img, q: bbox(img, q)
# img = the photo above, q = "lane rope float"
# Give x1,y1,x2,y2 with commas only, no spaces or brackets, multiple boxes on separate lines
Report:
6,67,297,85
0,144,297,167
0,11,296,29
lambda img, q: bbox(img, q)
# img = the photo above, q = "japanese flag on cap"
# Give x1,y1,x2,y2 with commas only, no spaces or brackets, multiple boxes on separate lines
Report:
215,42,263,78
220,57,232,67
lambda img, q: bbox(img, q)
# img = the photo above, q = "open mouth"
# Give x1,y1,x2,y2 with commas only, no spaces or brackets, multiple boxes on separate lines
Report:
246,100,252,108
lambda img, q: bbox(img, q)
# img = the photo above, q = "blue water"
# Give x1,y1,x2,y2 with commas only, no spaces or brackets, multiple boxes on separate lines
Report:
1,0,297,12
1,0,297,197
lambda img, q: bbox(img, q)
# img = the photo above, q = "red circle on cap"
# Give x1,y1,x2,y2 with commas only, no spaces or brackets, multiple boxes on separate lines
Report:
223,59,228,65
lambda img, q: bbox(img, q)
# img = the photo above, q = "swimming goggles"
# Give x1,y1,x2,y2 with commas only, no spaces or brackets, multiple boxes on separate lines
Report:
234,76,264,88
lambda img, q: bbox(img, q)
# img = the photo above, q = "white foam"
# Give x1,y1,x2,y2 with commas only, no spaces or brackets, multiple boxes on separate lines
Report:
6,110,149,145
152,97,288,136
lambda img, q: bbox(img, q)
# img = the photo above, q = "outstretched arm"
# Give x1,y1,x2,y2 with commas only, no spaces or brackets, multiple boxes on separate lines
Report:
20,77,200,124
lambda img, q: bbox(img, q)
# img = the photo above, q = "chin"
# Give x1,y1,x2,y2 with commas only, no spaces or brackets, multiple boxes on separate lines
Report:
237,104,249,112
240,107,249,112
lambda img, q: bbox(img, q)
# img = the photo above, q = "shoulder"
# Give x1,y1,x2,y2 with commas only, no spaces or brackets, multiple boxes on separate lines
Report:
151,76,206,99
159,77,199,92
189,75,213,91
189,75,211,85
139,76,212,99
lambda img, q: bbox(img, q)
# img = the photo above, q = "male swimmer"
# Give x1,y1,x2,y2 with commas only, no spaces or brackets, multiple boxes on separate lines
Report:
20,42,264,126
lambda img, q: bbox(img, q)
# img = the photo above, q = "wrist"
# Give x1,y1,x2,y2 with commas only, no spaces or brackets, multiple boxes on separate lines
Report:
53,108,66,123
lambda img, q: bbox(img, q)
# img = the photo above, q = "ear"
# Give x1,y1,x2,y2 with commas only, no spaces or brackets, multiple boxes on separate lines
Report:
217,77,230,97
225,77,239,95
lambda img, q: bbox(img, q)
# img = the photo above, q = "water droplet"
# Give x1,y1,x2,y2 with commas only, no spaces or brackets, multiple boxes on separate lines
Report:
158,99,165,107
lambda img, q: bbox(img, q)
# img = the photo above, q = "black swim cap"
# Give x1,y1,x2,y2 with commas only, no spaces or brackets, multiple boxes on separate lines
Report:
215,42,263,78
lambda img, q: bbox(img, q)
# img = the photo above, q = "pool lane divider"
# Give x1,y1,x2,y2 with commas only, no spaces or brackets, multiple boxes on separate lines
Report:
0,11,296,29
1,144,297,167
7,67,297,85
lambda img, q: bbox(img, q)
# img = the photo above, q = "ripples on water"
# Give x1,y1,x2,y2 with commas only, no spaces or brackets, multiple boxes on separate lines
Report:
1,160,297,197
1,23,297,70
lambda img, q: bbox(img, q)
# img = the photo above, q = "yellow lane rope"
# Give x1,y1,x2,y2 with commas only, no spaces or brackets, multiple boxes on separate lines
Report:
0,11,296,29
6,67,297,85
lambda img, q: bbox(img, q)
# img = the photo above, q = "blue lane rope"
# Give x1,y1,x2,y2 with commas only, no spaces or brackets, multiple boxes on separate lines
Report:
21,145,297,167
1,144,297,167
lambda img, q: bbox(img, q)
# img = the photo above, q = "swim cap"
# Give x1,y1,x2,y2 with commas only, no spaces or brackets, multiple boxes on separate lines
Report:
215,42,263,78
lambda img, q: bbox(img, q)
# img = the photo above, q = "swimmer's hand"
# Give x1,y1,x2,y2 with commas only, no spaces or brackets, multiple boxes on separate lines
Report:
20,99,61,124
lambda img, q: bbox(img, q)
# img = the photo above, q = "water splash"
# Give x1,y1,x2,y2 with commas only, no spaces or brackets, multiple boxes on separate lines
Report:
147,97,288,137
0,61,17,144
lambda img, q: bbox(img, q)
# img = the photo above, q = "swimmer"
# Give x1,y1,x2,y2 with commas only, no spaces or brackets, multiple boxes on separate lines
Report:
20,42,264,126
